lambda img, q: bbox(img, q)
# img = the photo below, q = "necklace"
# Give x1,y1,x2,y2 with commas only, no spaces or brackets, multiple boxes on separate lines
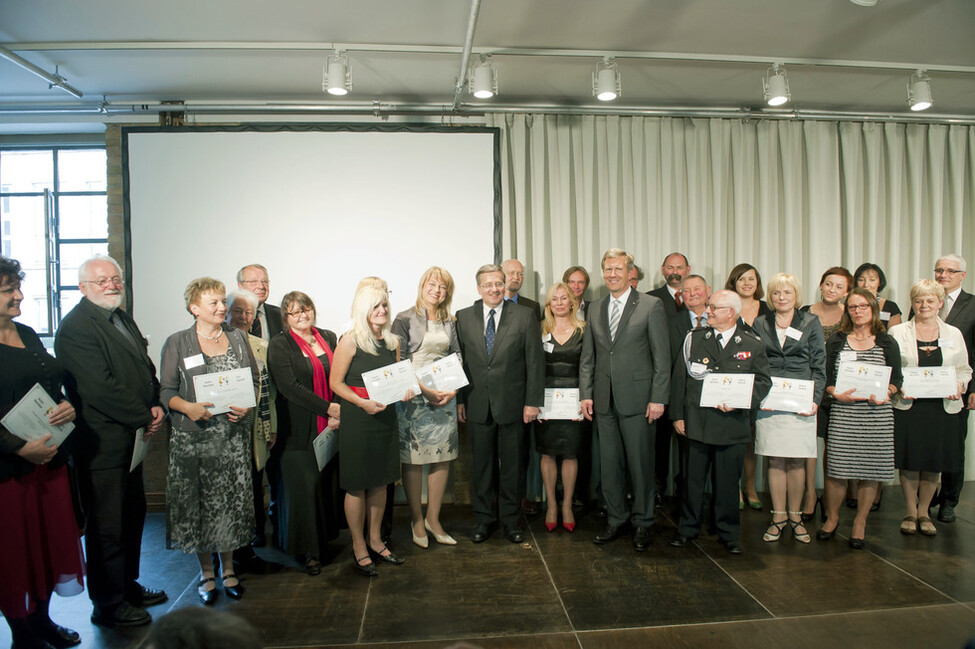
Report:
196,327,223,342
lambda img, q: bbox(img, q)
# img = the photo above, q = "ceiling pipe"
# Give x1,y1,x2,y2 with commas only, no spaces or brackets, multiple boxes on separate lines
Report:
451,0,482,111
0,45,83,99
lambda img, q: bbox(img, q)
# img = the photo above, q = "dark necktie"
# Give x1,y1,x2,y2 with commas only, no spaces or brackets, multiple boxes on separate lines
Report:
111,311,140,352
675,292,683,308
716,332,724,347
694,314,703,329
485,309,497,356
250,312,263,338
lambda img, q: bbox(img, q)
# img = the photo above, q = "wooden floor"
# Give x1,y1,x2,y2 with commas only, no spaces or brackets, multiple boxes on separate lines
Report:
5,485,975,649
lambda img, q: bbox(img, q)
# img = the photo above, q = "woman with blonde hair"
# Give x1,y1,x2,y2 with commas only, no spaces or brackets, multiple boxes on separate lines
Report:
537,282,587,532
392,267,461,547
330,284,413,576
889,279,971,536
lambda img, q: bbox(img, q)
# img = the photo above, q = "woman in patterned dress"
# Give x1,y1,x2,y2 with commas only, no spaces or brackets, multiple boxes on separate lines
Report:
392,267,461,548
160,278,259,603
817,288,902,549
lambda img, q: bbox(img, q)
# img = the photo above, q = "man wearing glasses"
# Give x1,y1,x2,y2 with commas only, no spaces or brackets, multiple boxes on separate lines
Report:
669,290,771,554
55,255,167,628
236,264,282,342
932,254,974,523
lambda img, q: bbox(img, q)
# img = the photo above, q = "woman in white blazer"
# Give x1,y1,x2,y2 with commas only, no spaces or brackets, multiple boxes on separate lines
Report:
889,279,972,537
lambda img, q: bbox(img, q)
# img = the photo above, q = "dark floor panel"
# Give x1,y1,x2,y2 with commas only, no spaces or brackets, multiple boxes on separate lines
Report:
314,631,581,649
578,603,975,649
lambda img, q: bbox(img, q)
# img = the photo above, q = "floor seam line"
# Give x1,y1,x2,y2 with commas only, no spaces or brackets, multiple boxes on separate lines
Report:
527,519,584,649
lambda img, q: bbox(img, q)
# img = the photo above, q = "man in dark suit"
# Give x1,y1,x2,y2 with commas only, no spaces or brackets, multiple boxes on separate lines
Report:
563,265,591,321
647,252,691,320
502,258,542,321
933,254,975,523
55,255,167,628
580,248,671,551
237,264,282,342
669,290,772,554
456,264,545,543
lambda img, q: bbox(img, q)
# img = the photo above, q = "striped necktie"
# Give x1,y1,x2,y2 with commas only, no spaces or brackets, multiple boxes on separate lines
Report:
609,299,621,341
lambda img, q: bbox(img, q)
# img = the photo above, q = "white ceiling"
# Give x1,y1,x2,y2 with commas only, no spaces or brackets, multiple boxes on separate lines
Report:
1,0,974,133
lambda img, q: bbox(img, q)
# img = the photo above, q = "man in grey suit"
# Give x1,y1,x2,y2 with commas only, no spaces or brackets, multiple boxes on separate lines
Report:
580,248,671,551
456,264,545,543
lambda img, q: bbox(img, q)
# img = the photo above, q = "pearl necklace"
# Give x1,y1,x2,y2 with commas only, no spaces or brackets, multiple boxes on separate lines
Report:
196,328,223,342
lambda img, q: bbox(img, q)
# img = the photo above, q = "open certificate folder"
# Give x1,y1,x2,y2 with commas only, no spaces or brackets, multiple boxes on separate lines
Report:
834,362,892,399
313,428,339,470
539,388,582,420
415,353,469,392
1,382,74,446
700,373,755,409
761,377,815,413
360,359,422,406
192,367,257,415
901,366,958,399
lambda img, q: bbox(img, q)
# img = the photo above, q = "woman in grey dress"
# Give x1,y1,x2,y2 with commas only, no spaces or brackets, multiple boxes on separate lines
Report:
160,278,259,604
392,267,461,548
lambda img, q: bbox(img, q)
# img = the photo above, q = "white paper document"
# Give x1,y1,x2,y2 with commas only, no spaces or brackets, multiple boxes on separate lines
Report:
0,383,74,446
313,428,338,471
700,373,755,409
539,388,582,420
901,366,958,399
130,428,149,472
414,353,469,392
761,377,815,414
192,367,257,415
834,362,892,399
361,359,422,406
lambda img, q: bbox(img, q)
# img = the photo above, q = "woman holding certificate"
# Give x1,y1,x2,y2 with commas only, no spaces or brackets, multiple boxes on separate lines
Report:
0,256,84,649
160,278,259,604
752,274,826,544
536,283,586,532
391,267,461,548
889,280,971,537
330,284,412,576
266,291,340,575
817,288,902,549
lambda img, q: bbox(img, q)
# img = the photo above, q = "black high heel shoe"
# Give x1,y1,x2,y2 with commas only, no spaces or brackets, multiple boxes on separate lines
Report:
367,544,404,565
869,490,883,512
801,496,821,523
222,573,245,600
198,577,217,605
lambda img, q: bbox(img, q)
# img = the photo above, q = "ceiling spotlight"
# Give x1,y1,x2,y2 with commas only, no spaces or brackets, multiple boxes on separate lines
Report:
593,57,621,101
907,69,933,111
849,0,878,6
323,50,351,96
469,55,498,99
763,63,791,107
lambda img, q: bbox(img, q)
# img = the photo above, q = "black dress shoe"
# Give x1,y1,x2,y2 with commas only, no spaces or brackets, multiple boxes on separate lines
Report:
521,498,538,515
938,504,956,523
37,622,81,649
305,559,322,576
504,527,524,543
222,574,245,599
368,545,405,565
471,523,496,543
670,535,692,548
633,526,651,551
593,524,624,545
816,527,836,541
91,602,151,628
125,583,168,607
724,541,744,554
848,537,866,550
197,578,218,606
353,554,378,577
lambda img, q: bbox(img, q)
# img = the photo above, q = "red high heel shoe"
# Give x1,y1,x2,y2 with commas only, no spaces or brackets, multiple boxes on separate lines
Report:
545,520,558,532
562,521,576,533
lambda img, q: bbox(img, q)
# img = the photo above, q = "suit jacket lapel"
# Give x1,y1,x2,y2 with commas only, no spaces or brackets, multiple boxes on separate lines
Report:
609,291,638,350
947,290,971,325
488,303,512,361
83,300,151,369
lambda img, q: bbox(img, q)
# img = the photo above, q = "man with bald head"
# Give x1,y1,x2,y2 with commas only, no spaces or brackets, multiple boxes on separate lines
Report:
502,258,541,321
648,252,691,320
669,290,771,554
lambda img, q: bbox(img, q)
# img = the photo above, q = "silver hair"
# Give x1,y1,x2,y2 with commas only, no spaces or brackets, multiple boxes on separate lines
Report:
936,254,967,273
226,288,259,310
712,289,742,314
78,254,123,283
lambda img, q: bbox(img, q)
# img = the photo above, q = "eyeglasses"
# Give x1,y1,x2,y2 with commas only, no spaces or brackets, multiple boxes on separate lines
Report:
705,304,732,312
848,304,872,312
934,268,963,276
286,307,313,317
83,276,124,288
480,282,504,290
241,279,269,286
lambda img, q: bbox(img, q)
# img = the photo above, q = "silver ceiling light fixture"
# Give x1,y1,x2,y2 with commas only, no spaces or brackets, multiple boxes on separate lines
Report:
907,69,933,111
322,50,351,96
469,54,498,99
763,63,791,107
849,0,879,6
593,56,621,101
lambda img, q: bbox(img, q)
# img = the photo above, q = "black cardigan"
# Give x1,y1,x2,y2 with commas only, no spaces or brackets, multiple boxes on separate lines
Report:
824,330,903,391
267,328,338,451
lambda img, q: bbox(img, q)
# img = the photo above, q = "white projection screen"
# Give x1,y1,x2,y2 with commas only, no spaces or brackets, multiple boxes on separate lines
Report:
123,126,499,363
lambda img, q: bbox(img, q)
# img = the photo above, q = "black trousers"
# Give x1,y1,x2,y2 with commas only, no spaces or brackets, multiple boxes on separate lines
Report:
469,417,526,529
679,438,745,543
940,409,969,507
79,464,146,610
655,408,674,495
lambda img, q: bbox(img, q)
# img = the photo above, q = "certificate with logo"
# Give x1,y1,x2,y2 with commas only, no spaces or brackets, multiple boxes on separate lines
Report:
901,366,957,399
313,428,339,470
192,367,257,415
700,373,755,409
539,388,582,420
761,377,815,413
834,362,892,399
361,359,422,406
1,383,74,446
415,353,469,392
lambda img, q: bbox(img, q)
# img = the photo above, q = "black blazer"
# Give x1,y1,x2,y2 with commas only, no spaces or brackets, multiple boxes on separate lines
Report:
267,328,338,451
54,298,161,470
455,300,544,425
750,309,827,404
647,285,685,321
509,295,542,321
945,289,975,399
669,310,708,362
264,303,284,338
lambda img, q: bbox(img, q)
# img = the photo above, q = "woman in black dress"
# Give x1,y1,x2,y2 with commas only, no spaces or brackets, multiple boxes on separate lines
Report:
267,291,341,575
537,283,587,532
0,256,83,649
329,284,414,577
